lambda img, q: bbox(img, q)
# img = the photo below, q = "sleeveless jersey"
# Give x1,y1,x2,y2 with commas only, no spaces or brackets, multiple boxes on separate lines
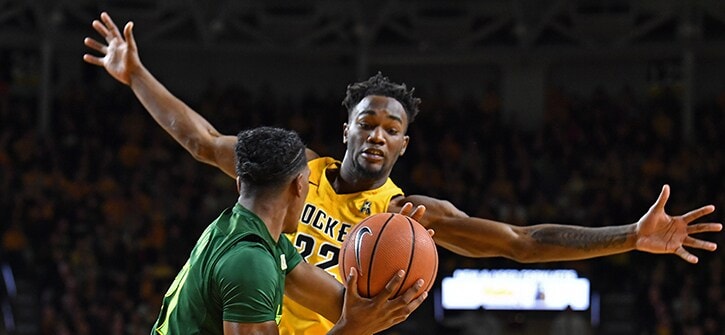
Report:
152,204,302,335
278,157,404,335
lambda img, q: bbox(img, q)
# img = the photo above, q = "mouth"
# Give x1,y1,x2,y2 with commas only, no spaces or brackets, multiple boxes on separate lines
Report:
360,148,385,161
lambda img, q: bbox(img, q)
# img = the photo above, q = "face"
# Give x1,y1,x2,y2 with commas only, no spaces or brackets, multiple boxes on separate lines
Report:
283,166,311,234
343,95,409,180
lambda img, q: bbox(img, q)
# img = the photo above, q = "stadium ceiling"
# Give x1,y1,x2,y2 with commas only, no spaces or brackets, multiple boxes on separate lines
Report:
3,0,725,63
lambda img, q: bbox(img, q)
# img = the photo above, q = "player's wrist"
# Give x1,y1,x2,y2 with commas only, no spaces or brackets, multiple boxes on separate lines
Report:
331,311,384,335
327,316,364,335
126,63,149,87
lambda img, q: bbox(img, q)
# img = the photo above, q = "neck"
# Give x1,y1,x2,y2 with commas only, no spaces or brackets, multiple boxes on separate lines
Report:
237,195,288,242
331,157,388,194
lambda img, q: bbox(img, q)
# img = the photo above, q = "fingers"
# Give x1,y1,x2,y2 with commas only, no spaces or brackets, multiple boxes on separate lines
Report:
652,184,670,211
392,292,427,325
409,205,426,222
687,222,722,234
82,37,106,66
87,14,115,64
427,229,435,237
397,202,426,222
100,12,123,40
681,205,716,223
377,270,405,301
675,246,698,264
407,289,428,310
364,273,428,330
342,267,368,323
391,279,428,323
84,37,107,54
683,236,718,251
92,19,110,38
345,267,361,299
82,54,103,66
397,279,426,304
398,202,413,216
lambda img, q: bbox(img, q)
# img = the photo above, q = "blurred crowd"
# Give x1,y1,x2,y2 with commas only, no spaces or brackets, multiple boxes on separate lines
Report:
1,66,724,335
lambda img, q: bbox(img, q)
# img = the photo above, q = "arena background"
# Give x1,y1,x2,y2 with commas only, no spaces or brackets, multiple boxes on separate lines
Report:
2,0,725,334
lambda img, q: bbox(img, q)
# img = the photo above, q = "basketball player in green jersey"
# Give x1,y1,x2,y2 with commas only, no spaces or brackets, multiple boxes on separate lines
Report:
84,12,722,335
150,126,428,335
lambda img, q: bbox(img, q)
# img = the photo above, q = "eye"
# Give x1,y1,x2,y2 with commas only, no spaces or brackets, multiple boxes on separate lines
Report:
357,122,374,130
387,128,400,135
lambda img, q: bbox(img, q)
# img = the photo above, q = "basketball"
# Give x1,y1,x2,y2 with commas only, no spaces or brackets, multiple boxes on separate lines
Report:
339,212,438,299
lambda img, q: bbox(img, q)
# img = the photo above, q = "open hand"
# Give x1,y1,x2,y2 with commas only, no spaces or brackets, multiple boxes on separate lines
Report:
83,12,141,85
635,184,722,263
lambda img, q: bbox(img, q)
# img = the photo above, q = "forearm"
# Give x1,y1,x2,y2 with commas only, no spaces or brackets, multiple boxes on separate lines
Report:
285,263,344,323
327,312,390,335
519,223,638,262
431,216,638,262
128,66,221,163
310,287,344,324
326,319,365,335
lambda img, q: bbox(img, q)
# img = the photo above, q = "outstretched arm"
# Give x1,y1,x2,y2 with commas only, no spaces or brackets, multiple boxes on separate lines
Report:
83,12,242,178
390,185,721,263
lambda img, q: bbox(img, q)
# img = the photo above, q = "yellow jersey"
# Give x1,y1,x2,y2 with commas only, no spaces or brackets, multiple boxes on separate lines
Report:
279,157,404,335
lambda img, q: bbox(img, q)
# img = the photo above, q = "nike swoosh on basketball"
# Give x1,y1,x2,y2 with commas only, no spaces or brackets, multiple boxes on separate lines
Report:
354,226,373,275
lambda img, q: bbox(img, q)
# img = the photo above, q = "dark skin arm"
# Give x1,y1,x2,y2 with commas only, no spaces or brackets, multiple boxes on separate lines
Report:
284,261,345,323
84,12,334,176
223,321,278,335
388,188,720,263
84,12,721,264
84,12,247,177
284,262,427,335
222,250,418,335
219,205,428,335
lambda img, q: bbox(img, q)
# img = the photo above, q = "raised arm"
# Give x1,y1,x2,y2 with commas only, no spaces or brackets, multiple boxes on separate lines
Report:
83,12,239,178
390,185,721,263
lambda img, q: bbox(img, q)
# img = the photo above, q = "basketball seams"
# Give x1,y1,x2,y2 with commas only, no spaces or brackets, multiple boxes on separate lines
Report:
366,213,395,298
339,225,351,281
340,216,368,284
339,212,438,300
422,231,438,293
427,250,438,293
393,216,416,297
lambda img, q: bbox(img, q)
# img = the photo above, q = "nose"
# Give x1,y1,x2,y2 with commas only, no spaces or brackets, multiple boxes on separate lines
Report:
367,127,385,144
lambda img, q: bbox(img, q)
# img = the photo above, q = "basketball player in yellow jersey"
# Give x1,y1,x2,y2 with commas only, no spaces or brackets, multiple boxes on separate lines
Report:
84,12,722,335
280,157,405,333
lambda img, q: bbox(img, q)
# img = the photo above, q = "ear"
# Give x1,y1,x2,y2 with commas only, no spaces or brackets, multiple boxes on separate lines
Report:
292,173,305,197
236,176,242,193
400,135,410,156
342,123,349,143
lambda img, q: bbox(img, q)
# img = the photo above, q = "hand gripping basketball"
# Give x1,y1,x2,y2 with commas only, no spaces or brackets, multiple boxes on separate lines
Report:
339,212,438,298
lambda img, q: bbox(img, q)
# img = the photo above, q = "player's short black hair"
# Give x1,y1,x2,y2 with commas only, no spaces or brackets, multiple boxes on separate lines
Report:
342,72,421,123
235,127,306,193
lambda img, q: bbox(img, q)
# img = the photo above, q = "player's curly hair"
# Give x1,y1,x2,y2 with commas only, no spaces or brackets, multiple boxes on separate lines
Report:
235,127,306,194
342,72,421,123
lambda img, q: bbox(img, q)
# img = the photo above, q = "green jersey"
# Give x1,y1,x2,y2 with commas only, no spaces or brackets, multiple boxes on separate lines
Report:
151,203,303,335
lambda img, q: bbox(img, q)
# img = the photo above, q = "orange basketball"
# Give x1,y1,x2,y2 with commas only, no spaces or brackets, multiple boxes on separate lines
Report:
339,212,438,299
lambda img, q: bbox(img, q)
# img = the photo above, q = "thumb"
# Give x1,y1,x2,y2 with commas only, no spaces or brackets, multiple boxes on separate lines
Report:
124,21,137,50
652,184,670,211
345,267,361,299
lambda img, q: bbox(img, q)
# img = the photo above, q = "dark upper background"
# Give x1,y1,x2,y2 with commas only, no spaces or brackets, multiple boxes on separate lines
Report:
2,1,725,334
